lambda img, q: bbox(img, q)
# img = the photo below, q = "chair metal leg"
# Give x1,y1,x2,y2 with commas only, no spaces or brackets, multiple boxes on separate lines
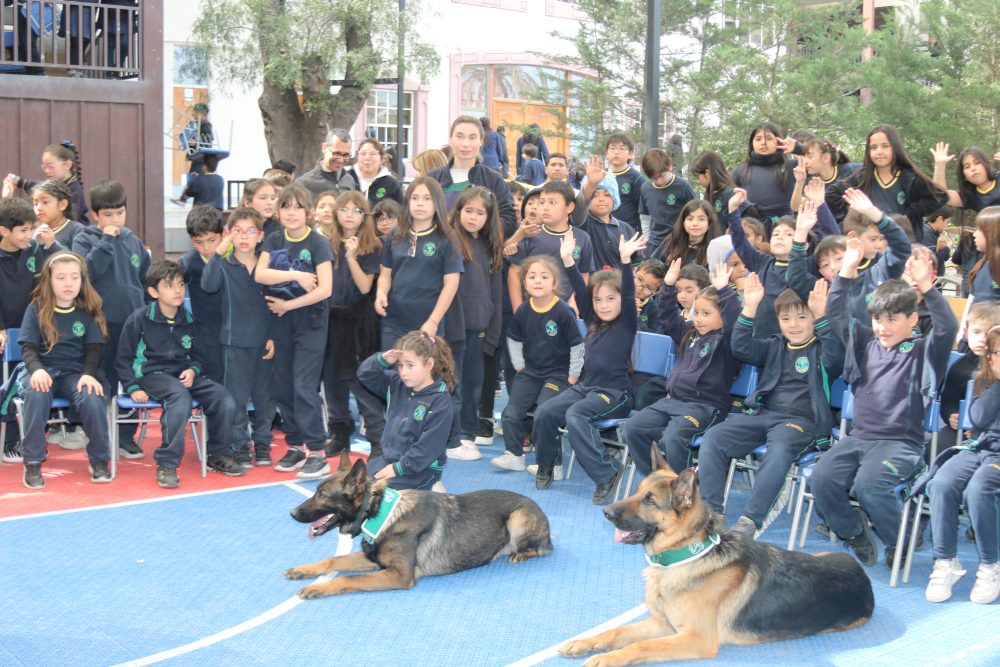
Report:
800,496,816,549
788,480,808,550
890,497,912,587
722,457,738,514
108,402,117,479
903,496,925,585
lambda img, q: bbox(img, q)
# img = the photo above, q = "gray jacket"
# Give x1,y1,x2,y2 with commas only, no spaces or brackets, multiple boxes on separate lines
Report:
297,161,358,199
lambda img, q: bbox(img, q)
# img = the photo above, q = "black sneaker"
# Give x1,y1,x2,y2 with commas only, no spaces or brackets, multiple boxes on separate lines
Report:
232,447,253,469
207,454,247,477
474,418,495,446
592,463,625,505
156,465,179,488
297,455,331,480
3,440,23,463
535,464,554,490
845,509,878,566
325,423,352,457
254,443,272,466
367,441,383,461
23,462,44,489
119,440,144,460
89,461,112,483
274,447,307,472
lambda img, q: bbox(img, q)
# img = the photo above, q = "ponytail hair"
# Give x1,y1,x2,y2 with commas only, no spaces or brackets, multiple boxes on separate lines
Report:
32,179,75,221
45,140,83,190
395,330,458,393
33,251,107,353
804,136,851,166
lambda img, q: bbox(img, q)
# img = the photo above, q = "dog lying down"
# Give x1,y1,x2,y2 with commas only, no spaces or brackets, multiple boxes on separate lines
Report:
560,446,874,665
287,459,553,598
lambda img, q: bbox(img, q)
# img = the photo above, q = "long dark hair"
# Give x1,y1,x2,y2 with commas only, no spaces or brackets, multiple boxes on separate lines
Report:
956,147,1000,206
968,206,1000,289
657,199,721,266
396,176,462,254
857,124,941,196
690,150,733,202
735,122,789,190
448,186,504,273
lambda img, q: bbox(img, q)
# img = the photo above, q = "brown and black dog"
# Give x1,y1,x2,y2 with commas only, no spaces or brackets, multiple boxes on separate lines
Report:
286,459,552,598
561,446,874,665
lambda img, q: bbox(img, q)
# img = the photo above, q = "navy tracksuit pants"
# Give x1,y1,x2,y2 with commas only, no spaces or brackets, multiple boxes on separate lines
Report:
927,449,1000,564
20,372,110,465
622,397,720,476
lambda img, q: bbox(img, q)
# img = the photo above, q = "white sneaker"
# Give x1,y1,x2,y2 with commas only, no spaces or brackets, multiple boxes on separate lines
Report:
925,558,966,602
431,481,447,494
446,442,481,461
45,429,65,445
491,451,526,471
526,463,563,480
57,429,89,450
970,562,1000,604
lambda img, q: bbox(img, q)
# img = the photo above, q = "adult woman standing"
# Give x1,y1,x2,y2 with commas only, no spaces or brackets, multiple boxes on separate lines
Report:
479,117,507,176
354,138,404,207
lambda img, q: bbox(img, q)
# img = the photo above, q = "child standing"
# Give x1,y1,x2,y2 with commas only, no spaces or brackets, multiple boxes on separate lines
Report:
446,186,503,461
517,145,545,186
18,252,111,488
930,144,1000,212
690,150,742,217
967,207,1000,304
71,180,149,459
6,141,91,225
358,332,456,490
313,190,339,238
492,253,584,475
32,180,85,249
622,260,739,476
179,206,225,383
532,232,647,502
697,276,844,537
731,122,800,227
638,148,696,251
117,260,245,488
575,171,636,270
373,199,402,239
240,178,281,240
255,184,333,479
922,327,1000,604
583,131,645,229
375,176,463,349
201,207,276,468
0,199,59,462
322,192,384,461
172,154,225,210
813,243,958,567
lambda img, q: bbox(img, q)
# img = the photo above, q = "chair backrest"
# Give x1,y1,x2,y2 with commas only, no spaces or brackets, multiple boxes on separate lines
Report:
840,388,854,422
3,328,22,364
632,332,675,377
958,380,975,431
841,386,943,436
576,318,586,338
730,364,758,398
829,376,848,410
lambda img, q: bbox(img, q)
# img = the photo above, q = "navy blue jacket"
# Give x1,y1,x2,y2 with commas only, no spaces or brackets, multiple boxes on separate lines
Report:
72,225,149,325
180,249,223,348
0,239,61,330
575,214,636,271
971,262,1000,303
575,262,637,392
201,252,272,348
454,236,503,355
358,353,452,476
183,173,224,210
429,160,517,237
116,302,206,394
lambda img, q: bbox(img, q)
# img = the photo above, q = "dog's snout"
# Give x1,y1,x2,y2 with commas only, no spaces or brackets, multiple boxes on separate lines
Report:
604,506,620,523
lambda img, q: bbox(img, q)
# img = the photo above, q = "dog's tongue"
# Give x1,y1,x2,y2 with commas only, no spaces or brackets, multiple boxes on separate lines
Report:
614,528,630,543
308,517,326,541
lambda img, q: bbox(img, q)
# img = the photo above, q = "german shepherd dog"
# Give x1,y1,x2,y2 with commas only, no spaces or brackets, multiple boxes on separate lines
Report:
286,459,553,598
561,446,874,665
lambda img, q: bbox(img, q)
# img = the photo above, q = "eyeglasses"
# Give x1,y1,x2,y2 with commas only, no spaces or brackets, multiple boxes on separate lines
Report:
636,278,659,294
328,151,351,159
41,161,69,170
232,228,258,238
338,207,365,215
357,151,381,159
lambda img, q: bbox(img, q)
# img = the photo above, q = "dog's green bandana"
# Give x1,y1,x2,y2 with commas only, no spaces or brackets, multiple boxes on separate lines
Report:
645,532,721,568
361,487,402,543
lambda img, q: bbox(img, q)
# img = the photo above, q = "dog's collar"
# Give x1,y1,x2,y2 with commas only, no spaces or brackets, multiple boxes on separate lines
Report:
346,485,375,538
360,487,402,543
646,533,720,568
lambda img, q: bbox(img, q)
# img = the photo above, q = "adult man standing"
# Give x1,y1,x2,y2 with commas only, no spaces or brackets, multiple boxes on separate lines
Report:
298,128,359,198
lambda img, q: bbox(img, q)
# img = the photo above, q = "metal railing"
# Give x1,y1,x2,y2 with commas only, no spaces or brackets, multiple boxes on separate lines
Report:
1,1,141,78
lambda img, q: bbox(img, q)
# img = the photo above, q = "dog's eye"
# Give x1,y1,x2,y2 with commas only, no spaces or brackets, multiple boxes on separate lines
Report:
643,493,657,506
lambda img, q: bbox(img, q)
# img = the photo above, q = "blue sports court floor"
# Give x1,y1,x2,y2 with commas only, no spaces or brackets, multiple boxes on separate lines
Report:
2,419,999,665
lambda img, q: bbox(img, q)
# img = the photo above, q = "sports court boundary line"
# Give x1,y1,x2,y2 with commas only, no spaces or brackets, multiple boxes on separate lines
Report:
505,604,648,667
109,482,351,667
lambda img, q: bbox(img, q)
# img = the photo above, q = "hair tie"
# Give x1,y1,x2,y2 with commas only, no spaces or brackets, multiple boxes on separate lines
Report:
60,139,76,149
47,251,82,266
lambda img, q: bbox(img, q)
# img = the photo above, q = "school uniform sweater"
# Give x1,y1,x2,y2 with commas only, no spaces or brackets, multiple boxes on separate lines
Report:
182,172,224,210
454,236,502,355
969,381,1000,452
638,173,696,249
52,220,86,249
732,154,797,225
830,168,948,231
959,180,1000,212
817,163,859,223
0,240,61,331
732,315,845,443
358,353,452,476
181,249,223,342
507,295,584,381
72,225,149,325
828,274,958,444
511,224,596,298
971,262,1000,303
638,295,660,333
18,304,103,377
116,302,206,395
575,214,635,270
575,262,637,392
921,224,950,277
657,283,740,414
201,252,271,348
612,166,646,228
381,226,464,333
429,160,517,237
938,350,978,425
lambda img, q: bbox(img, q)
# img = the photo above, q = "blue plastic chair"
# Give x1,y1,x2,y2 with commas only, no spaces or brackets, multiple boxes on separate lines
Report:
110,392,207,479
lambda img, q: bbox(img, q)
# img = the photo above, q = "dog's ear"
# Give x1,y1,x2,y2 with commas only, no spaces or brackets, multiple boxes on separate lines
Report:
650,444,676,475
344,458,368,494
338,454,355,471
671,468,698,510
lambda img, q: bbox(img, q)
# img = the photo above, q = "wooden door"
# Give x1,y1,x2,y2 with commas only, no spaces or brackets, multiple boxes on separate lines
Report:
493,99,567,171
171,87,209,188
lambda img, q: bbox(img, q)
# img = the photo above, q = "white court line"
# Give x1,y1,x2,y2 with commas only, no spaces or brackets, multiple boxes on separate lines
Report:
111,481,352,667
0,479,303,523
505,604,648,667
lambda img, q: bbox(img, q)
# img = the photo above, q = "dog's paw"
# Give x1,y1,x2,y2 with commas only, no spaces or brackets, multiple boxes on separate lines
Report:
559,638,598,657
297,584,330,599
285,567,312,580
583,654,620,667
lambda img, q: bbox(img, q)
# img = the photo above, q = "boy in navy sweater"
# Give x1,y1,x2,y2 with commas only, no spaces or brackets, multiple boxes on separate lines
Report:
811,240,957,567
0,199,59,461
72,180,149,459
517,144,546,186
201,208,276,467
117,260,244,488
698,277,844,537
573,171,635,270
638,148,696,251
583,131,645,229
179,205,225,383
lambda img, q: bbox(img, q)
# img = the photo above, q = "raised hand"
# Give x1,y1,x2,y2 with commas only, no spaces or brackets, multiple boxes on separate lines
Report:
796,199,818,233
619,232,647,264
216,229,236,255
905,251,934,292
344,236,359,259
803,176,826,205
585,155,606,187
381,349,402,365
930,142,954,167
664,257,682,286
710,261,732,290
742,272,764,310
776,136,798,154
559,230,577,268
793,160,807,183
728,187,748,213
808,278,829,318
34,223,56,249
842,237,864,274
842,188,881,222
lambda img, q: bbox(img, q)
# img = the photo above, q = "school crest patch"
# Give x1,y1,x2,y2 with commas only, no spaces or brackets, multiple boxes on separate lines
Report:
864,292,873,305
572,245,581,260
621,182,632,195
899,341,914,354
699,343,709,358
897,192,906,206
26,256,36,273
422,242,437,257
714,200,722,212
640,313,648,325
72,321,85,337
413,404,427,421
130,254,141,268
298,249,312,262
180,335,193,349
375,187,386,199
545,320,558,337
666,194,676,205
795,356,809,374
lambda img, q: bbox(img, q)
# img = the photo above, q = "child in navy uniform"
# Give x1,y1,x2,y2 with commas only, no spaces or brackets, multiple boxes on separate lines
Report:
517,144,545,187
0,198,59,462
638,148,696,251
697,276,844,537
18,252,110,488
358,332,456,491
622,259,739,476
117,260,244,488
574,170,635,271
240,178,281,241
72,180,149,459
532,232,646,501
968,208,1000,304
179,205,225,382
201,207,276,468
812,241,957,567
255,184,334,479
31,180,85,249
583,131,645,229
